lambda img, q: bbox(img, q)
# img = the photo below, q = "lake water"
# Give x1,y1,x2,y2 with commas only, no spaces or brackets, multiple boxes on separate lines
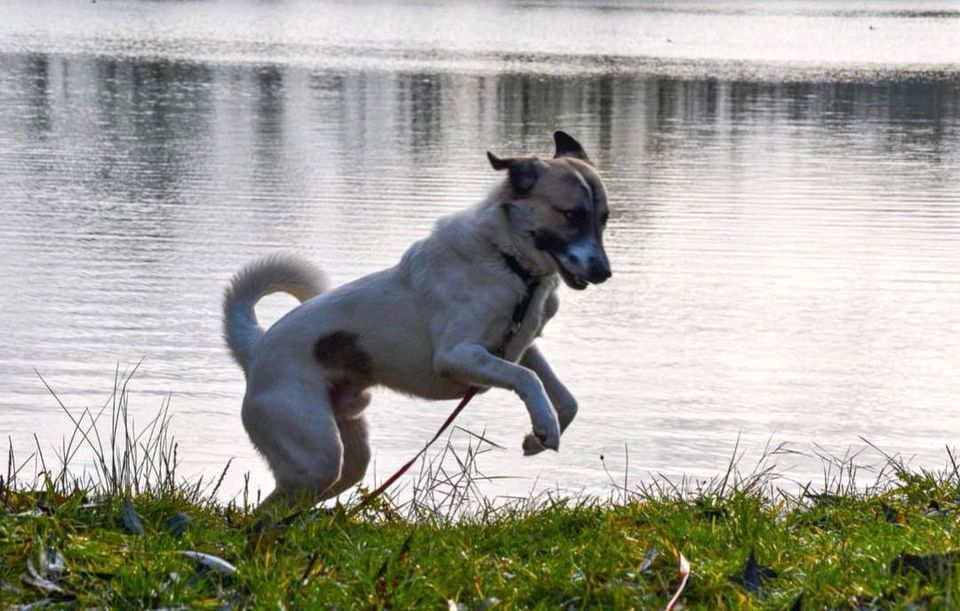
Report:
1,0,959,502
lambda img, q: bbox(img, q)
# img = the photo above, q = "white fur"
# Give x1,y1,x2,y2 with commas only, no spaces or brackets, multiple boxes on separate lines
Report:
223,146,607,512
570,165,594,201
223,254,327,374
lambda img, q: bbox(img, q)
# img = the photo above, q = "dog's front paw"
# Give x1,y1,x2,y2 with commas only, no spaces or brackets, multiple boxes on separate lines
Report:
523,426,559,456
523,433,547,456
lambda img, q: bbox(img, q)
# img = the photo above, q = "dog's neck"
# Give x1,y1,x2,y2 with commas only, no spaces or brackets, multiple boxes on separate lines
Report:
497,249,542,357
491,196,556,280
500,250,536,286
436,191,556,281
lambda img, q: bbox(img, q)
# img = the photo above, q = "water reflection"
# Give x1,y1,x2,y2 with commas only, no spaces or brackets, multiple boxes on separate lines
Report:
1,51,959,499
24,54,52,136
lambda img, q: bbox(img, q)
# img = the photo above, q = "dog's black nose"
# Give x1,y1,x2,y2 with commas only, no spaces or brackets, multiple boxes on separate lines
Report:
587,260,612,284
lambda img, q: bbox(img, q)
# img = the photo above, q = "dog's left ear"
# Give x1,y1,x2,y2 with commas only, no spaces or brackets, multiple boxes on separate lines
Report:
487,152,539,193
553,130,591,164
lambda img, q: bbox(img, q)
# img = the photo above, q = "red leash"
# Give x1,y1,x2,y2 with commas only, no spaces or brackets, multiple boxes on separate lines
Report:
354,386,479,512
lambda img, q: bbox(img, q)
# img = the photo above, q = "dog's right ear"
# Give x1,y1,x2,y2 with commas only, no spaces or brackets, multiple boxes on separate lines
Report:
553,131,592,164
487,152,539,193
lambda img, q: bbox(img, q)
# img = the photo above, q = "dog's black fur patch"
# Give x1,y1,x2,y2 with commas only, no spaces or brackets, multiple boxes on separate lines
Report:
532,229,569,254
314,331,372,376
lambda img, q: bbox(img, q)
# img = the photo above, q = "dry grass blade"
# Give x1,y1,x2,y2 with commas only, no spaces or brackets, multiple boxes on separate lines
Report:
13,363,230,504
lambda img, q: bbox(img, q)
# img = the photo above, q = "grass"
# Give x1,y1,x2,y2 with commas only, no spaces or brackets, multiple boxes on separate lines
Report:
2,370,960,609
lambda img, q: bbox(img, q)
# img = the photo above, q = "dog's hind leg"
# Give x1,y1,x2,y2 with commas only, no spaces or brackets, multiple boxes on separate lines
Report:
320,415,371,500
243,386,344,512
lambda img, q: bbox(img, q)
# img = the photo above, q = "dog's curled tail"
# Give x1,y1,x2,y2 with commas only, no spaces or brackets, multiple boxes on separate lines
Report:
223,254,327,374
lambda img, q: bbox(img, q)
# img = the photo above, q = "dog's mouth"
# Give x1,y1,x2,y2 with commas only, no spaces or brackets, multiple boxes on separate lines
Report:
550,254,590,291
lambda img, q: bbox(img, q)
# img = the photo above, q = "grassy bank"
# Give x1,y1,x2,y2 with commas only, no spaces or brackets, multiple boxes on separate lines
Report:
3,371,960,608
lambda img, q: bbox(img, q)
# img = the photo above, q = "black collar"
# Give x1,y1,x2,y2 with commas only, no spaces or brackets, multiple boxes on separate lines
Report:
500,251,536,287
498,251,541,348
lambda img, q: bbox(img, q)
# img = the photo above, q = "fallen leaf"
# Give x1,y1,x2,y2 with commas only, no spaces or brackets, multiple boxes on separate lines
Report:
121,500,145,535
12,597,57,610
163,513,192,538
788,592,804,611
374,532,414,607
1,580,22,595
890,551,960,581
640,545,659,575
729,549,777,593
38,547,66,578
179,551,237,576
664,551,690,611
880,502,902,524
23,559,69,596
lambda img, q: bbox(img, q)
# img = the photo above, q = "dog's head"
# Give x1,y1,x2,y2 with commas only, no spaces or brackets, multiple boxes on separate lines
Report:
488,131,611,290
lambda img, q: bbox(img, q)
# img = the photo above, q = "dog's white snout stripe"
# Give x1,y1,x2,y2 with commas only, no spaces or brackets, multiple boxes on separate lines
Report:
561,238,601,265
570,168,593,202
570,166,593,201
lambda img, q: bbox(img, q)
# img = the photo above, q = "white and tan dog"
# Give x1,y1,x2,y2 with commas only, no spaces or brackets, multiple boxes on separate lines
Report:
223,131,611,509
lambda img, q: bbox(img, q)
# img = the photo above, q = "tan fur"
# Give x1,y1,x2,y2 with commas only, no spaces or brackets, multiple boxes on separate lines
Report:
513,159,607,238
223,132,611,511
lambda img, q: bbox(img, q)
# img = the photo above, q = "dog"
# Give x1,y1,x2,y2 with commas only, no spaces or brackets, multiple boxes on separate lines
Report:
223,131,611,509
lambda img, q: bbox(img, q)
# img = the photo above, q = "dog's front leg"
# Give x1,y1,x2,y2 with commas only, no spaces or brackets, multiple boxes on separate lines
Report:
521,342,578,427
435,343,560,453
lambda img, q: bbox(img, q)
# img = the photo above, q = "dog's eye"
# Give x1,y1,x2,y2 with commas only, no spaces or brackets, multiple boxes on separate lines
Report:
559,209,585,223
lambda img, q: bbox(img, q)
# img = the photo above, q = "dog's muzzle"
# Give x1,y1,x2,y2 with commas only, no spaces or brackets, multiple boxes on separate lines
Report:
551,248,611,290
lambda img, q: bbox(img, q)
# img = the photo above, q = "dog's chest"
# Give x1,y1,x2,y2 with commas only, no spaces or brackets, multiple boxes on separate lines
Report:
495,281,556,362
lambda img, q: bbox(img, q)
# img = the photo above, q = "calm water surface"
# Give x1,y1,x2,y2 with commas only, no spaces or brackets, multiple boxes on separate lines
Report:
1,0,959,500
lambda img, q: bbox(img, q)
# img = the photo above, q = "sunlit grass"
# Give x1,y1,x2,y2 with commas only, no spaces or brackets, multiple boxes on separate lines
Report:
2,371,959,608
